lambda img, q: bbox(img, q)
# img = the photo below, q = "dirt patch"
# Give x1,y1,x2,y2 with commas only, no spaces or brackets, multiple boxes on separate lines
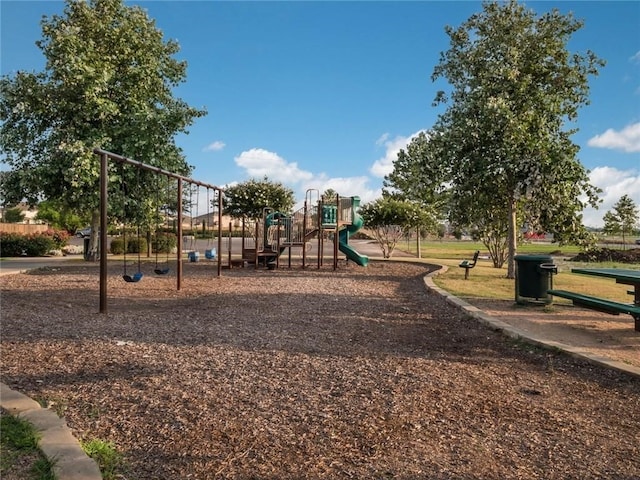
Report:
1,261,639,479
468,298,640,368
571,247,640,264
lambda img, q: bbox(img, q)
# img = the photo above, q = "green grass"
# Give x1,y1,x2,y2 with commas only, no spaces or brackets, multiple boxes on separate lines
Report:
402,239,582,260
81,438,125,480
0,411,56,480
431,259,634,303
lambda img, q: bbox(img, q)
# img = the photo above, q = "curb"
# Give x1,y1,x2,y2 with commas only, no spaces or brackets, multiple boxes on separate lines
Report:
424,265,640,379
0,383,102,480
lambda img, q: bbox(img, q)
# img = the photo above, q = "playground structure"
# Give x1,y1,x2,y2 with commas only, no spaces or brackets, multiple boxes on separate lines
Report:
236,189,369,270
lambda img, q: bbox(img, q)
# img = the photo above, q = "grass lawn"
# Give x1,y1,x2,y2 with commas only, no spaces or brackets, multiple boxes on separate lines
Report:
0,409,55,480
402,239,581,260
406,241,637,304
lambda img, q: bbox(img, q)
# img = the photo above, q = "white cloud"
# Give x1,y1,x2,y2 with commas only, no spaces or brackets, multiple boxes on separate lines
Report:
587,123,640,153
581,166,640,228
233,147,382,209
375,133,390,146
203,141,226,152
234,148,313,183
369,130,426,178
298,175,381,206
630,51,640,64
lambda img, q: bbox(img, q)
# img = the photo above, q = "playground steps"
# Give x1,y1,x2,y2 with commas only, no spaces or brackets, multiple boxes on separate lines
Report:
242,248,257,262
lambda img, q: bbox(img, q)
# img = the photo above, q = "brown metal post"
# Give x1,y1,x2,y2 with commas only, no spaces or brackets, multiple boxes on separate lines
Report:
316,197,324,270
217,189,222,277
302,199,308,269
99,153,108,313
333,194,340,270
228,222,232,267
177,178,183,290
275,218,282,269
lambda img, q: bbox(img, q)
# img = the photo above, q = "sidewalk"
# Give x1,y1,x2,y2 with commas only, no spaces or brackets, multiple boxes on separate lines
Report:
0,255,84,276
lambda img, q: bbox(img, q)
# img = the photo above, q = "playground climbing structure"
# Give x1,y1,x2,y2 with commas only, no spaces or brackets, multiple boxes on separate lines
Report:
241,190,369,269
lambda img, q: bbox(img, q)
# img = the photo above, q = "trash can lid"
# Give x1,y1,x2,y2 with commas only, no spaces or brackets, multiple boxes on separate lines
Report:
514,254,553,261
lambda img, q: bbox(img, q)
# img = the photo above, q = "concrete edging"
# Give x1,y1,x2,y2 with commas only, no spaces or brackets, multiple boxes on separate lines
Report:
0,383,102,480
424,264,640,379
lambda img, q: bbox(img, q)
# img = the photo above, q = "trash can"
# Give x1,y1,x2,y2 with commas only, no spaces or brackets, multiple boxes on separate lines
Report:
83,237,90,261
514,254,557,305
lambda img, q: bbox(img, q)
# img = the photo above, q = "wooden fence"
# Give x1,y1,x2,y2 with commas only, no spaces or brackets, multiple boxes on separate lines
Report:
0,223,50,234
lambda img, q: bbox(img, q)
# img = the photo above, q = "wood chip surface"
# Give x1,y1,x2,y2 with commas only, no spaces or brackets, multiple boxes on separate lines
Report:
1,260,639,479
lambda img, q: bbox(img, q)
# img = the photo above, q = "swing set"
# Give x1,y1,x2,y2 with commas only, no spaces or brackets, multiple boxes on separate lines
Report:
96,148,224,313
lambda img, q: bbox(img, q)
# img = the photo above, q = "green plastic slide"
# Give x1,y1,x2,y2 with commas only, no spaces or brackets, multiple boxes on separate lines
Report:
338,213,369,266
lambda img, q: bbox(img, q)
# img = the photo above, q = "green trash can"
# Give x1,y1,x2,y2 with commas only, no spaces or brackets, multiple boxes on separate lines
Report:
514,254,557,305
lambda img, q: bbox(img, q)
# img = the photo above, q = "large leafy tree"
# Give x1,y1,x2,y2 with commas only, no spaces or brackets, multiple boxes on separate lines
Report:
602,194,639,249
384,131,449,211
0,0,206,259
426,0,602,277
223,177,295,220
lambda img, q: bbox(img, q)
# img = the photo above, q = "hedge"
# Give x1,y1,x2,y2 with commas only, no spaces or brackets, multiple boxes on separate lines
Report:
0,230,69,257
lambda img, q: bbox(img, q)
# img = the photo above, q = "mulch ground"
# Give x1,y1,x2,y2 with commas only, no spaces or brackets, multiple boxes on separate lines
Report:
1,260,639,479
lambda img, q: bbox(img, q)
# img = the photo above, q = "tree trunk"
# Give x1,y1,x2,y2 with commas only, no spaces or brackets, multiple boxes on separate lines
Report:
506,197,517,279
86,210,101,262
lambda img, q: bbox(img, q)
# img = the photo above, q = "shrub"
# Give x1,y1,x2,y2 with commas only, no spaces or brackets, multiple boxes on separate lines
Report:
110,237,125,255
24,234,56,256
109,236,148,255
0,230,67,257
127,237,147,254
0,232,27,257
152,233,177,253
40,228,70,249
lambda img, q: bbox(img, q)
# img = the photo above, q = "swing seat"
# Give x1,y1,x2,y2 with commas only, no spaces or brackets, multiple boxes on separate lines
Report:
205,248,217,260
123,272,144,283
154,267,170,275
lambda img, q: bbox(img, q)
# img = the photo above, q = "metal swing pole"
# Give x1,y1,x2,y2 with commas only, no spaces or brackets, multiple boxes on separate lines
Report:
100,153,108,313
177,178,183,291
217,189,223,276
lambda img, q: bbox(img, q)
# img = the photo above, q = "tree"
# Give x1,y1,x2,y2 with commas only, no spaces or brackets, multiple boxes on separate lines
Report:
322,189,339,205
384,131,449,211
3,207,25,224
35,199,86,233
359,196,436,258
223,177,295,220
602,195,639,248
0,0,206,260
425,0,602,277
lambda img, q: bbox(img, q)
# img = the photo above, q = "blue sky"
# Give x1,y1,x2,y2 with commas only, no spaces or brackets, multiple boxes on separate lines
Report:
2,1,639,227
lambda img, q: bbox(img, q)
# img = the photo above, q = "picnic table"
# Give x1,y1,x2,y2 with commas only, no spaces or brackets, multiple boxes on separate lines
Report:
572,268,640,302
548,268,640,332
